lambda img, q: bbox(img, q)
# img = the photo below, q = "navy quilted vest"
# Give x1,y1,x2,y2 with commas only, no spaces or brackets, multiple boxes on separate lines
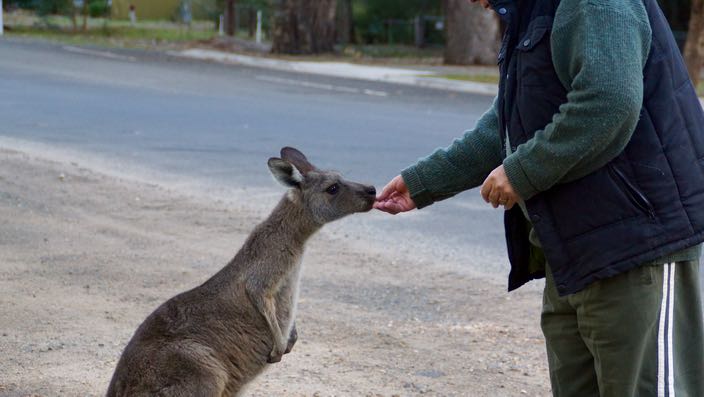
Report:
492,0,704,295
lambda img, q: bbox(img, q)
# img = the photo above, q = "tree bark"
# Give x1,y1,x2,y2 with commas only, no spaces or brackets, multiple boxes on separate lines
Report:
443,0,500,65
271,0,337,54
225,0,236,36
82,2,88,32
71,5,78,32
248,8,256,38
336,0,353,45
684,0,704,87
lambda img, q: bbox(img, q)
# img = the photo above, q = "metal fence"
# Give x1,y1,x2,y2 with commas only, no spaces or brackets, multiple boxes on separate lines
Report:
364,15,444,47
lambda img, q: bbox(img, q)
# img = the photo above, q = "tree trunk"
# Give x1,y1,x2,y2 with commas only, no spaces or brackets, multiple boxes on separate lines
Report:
684,0,704,87
225,0,236,36
271,0,337,54
248,8,256,38
336,0,353,45
82,2,88,32
443,0,500,65
71,5,78,32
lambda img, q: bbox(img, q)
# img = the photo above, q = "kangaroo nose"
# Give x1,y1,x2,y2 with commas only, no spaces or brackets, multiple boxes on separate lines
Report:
366,186,376,196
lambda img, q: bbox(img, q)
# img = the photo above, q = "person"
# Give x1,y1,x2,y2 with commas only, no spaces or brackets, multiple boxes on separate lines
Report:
374,0,704,395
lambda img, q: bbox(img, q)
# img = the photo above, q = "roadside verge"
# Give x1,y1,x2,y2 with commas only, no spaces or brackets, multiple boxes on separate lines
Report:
170,47,704,109
169,48,499,96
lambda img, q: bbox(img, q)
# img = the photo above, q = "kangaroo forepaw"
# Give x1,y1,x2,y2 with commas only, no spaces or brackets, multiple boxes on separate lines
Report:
285,326,298,354
267,348,284,364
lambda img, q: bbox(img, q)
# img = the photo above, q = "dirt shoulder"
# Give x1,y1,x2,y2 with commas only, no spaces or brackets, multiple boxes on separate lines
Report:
0,147,550,396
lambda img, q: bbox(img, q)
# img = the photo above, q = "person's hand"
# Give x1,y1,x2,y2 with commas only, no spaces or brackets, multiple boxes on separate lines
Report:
374,175,417,215
480,165,520,209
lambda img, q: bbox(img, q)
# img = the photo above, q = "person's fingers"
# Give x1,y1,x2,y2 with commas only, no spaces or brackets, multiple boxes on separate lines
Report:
376,193,401,207
388,191,401,200
376,184,394,201
400,196,416,212
376,201,403,215
376,194,416,213
488,187,501,208
374,175,416,215
377,175,406,202
373,201,390,212
480,180,492,203
376,178,397,201
374,197,399,212
503,197,517,210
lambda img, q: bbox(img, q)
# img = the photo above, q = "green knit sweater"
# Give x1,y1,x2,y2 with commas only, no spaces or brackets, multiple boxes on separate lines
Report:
401,0,701,264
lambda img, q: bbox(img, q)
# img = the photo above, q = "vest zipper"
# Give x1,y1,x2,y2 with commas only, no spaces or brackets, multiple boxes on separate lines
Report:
609,165,656,220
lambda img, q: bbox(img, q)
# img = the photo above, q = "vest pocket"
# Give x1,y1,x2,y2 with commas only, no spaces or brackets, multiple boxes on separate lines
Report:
515,16,554,88
543,166,646,242
608,164,656,219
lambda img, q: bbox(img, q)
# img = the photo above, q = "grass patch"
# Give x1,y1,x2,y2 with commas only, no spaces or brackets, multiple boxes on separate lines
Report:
343,44,443,59
4,11,216,49
338,44,443,65
435,73,499,84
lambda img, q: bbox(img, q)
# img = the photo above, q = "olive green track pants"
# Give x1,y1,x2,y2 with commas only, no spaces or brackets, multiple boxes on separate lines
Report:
542,260,704,397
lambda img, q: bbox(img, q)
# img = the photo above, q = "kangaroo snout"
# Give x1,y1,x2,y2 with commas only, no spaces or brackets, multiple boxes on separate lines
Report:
357,183,377,212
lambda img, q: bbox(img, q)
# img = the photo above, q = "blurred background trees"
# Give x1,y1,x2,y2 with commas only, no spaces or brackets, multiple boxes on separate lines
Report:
684,0,704,86
4,0,704,81
270,0,337,54
443,0,498,65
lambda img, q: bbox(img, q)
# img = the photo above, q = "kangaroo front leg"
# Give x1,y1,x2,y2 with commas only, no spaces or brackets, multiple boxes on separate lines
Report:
285,322,297,354
262,296,288,363
246,285,287,363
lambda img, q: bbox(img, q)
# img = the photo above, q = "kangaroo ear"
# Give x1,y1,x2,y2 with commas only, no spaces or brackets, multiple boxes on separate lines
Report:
280,147,316,175
268,158,303,188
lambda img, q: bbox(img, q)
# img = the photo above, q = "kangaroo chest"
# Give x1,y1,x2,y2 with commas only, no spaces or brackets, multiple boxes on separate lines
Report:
275,257,303,335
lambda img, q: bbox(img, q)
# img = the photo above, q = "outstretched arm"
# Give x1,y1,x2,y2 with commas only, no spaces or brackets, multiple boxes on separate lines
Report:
376,98,503,214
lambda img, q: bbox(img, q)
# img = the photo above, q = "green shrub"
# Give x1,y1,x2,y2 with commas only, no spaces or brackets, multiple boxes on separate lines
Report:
36,0,72,16
10,0,40,9
88,0,108,17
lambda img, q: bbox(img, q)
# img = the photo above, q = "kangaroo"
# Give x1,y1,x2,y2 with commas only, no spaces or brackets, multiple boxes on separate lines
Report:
106,147,376,397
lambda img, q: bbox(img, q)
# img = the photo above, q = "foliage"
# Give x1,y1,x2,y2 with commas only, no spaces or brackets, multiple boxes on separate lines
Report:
352,0,443,45
8,0,39,9
358,0,441,20
9,0,109,18
88,0,109,17
35,0,72,16
213,0,269,11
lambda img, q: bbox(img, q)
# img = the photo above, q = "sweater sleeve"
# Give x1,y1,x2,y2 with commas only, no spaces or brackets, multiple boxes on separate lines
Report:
503,1,652,200
401,97,503,209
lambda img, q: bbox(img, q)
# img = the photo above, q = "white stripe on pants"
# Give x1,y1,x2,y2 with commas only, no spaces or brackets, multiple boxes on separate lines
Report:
658,262,676,397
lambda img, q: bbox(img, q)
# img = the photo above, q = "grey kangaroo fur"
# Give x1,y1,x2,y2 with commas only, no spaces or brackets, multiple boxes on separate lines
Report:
107,147,376,396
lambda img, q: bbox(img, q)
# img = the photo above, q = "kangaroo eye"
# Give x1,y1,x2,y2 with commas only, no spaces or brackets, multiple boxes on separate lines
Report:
325,183,339,195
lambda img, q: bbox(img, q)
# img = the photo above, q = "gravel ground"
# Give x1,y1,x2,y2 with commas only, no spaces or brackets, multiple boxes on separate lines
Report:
0,147,550,396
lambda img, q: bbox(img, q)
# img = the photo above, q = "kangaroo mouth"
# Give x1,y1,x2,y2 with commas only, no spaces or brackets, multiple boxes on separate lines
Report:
361,197,375,212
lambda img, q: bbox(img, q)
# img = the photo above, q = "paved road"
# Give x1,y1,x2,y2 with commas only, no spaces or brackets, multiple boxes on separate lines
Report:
0,38,701,291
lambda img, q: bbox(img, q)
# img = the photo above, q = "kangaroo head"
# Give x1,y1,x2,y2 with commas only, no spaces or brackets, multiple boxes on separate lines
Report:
268,147,376,225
